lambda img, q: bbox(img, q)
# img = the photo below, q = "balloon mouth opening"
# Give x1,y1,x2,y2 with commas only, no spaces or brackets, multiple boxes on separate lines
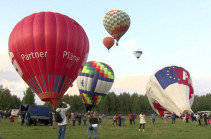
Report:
85,104,95,112
180,106,193,114
38,92,64,109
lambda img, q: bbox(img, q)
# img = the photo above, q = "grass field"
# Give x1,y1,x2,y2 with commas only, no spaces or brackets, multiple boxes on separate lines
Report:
0,116,211,139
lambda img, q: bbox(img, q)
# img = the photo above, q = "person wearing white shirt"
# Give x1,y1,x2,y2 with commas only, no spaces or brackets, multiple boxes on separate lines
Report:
56,102,70,139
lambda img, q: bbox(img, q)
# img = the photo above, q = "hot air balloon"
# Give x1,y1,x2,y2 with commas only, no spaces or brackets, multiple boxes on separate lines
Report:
8,12,89,109
103,10,130,46
77,61,114,111
146,66,194,117
103,37,115,51
134,50,143,60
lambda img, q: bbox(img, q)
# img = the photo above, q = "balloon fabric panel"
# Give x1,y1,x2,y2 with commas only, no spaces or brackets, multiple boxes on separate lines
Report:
155,66,194,99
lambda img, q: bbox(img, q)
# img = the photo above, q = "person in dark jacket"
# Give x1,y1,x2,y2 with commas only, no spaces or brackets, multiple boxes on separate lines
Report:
25,111,31,127
171,112,176,124
203,113,208,126
77,114,82,126
88,111,99,139
118,114,122,127
21,111,25,126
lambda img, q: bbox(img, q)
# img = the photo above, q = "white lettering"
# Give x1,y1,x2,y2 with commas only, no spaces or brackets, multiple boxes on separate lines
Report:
183,71,189,80
63,51,80,62
21,51,47,61
40,52,44,58
63,51,68,59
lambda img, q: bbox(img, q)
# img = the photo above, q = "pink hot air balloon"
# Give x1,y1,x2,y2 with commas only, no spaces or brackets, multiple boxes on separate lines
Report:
8,12,89,108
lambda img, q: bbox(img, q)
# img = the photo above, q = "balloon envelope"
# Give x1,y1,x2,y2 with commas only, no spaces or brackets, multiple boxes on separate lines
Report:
8,12,89,108
146,66,194,116
103,10,130,45
103,37,115,50
77,61,114,111
134,50,142,59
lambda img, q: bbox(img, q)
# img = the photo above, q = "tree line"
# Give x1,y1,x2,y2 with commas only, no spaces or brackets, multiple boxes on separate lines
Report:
0,85,211,115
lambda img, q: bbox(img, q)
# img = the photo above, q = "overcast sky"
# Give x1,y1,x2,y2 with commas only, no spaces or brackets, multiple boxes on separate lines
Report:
0,0,211,104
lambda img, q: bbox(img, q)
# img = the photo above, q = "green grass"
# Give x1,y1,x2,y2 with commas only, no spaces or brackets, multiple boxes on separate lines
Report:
0,116,211,139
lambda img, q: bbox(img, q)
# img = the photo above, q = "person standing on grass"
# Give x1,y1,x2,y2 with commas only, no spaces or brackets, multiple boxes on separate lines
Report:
21,111,25,126
151,113,155,124
185,113,189,123
129,113,133,125
56,102,70,139
49,111,53,127
209,118,211,126
203,113,208,126
118,114,122,127
88,111,99,139
83,113,88,126
132,113,136,125
122,115,125,126
164,113,167,123
113,114,117,125
72,113,76,126
171,112,176,124
67,112,71,126
139,112,146,132
25,111,31,127
193,113,197,125
77,113,82,126
191,113,194,122
197,113,201,126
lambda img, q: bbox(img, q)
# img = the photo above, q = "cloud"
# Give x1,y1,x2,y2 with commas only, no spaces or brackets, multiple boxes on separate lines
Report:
111,75,150,94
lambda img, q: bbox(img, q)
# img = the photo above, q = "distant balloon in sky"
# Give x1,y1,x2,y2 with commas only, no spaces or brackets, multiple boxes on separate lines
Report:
146,66,194,116
134,50,142,60
103,10,130,46
8,12,89,109
103,37,115,51
77,61,114,111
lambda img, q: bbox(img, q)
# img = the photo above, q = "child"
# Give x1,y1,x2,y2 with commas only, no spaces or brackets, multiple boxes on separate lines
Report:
209,118,211,126
10,116,14,122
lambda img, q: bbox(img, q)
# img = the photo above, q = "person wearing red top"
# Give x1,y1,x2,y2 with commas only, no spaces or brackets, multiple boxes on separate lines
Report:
10,116,14,122
129,113,133,125
113,114,117,125
185,113,190,123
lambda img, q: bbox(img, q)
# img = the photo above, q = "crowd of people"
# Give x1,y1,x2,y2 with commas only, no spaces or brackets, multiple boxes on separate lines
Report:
160,111,211,126
4,102,211,139
183,112,211,126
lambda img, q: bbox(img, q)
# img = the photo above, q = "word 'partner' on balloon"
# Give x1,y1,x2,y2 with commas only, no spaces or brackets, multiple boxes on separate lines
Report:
21,51,47,61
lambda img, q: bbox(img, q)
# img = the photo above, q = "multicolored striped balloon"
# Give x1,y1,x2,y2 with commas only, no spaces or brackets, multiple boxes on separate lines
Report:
103,10,130,46
77,61,114,110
